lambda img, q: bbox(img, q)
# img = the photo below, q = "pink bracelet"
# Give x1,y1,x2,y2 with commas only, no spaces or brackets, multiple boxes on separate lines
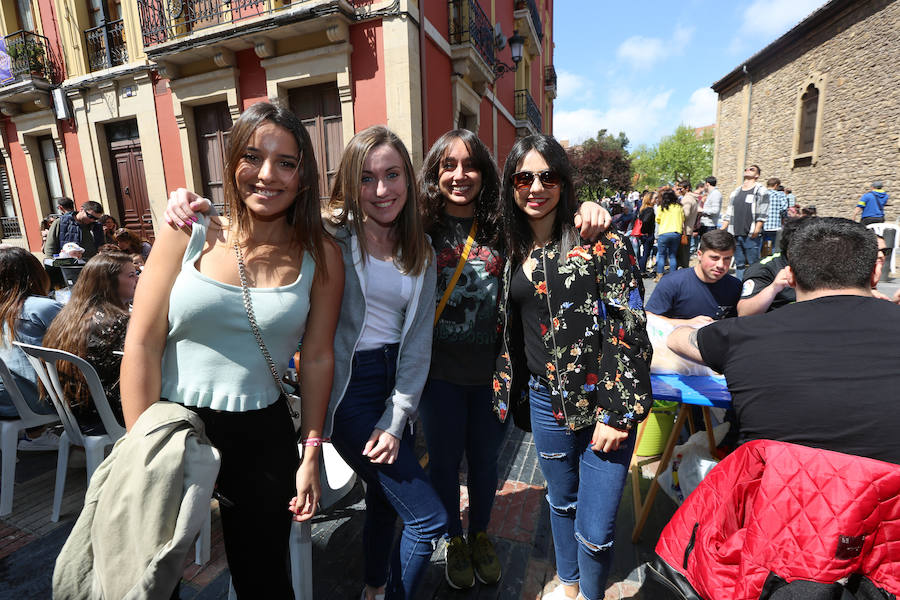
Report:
300,437,330,447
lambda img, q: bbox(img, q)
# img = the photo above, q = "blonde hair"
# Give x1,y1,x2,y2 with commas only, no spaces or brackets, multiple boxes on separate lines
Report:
327,126,430,275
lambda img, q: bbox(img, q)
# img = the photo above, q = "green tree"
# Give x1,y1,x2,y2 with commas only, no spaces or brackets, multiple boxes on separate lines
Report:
568,129,633,201
632,125,714,189
568,144,632,202
583,129,630,153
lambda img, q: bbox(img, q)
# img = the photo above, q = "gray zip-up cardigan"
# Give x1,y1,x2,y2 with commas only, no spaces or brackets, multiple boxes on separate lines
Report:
323,226,436,440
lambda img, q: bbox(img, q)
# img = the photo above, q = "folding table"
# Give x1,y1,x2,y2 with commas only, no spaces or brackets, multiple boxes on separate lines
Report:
630,374,732,542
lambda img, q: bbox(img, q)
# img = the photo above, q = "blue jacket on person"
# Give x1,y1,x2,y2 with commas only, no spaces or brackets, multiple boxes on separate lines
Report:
56,212,104,256
857,189,889,219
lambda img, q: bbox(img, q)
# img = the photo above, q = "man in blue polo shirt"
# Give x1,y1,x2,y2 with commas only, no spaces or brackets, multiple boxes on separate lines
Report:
645,229,742,325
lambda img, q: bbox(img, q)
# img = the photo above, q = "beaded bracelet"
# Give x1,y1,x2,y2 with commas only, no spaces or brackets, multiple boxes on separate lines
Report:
300,437,330,447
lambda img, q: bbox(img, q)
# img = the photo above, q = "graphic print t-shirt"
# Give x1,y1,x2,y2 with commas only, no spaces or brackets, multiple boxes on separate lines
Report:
430,216,503,385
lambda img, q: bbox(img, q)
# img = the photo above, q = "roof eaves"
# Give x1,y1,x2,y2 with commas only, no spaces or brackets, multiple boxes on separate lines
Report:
710,0,853,93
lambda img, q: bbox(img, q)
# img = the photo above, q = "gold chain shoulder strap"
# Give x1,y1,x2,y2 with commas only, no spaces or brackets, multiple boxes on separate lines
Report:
434,220,478,326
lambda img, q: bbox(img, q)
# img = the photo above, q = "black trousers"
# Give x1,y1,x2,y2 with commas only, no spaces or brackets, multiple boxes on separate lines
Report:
188,397,299,599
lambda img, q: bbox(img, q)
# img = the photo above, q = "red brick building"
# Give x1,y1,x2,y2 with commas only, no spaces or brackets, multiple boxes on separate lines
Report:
0,0,556,252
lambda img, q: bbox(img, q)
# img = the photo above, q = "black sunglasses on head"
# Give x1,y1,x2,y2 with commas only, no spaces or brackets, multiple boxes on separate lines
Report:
511,169,561,191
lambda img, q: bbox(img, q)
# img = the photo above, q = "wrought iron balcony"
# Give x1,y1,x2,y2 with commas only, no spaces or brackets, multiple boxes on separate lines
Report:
519,0,543,41
138,0,284,46
0,216,21,239
544,65,556,89
515,89,541,133
448,0,495,70
1,31,59,84
85,20,128,71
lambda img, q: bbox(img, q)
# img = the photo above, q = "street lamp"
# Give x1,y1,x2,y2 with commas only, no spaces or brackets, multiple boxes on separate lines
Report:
494,30,525,79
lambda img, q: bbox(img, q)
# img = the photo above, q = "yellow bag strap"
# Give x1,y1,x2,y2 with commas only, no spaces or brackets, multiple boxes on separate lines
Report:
434,220,478,326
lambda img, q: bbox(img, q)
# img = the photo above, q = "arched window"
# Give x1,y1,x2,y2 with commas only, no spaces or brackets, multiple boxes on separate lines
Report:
798,84,819,155
792,75,826,167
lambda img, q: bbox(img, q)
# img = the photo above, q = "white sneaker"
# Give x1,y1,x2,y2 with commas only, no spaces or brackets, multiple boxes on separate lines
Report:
18,429,61,451
360,588,385,600
542,584,578,600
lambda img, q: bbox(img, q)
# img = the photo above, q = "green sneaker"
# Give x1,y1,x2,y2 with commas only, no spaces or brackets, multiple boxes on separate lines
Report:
469,531,502,585
444,536,475,589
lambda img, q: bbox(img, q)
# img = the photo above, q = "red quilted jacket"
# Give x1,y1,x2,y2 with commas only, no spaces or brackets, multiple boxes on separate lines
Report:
655,440,900,599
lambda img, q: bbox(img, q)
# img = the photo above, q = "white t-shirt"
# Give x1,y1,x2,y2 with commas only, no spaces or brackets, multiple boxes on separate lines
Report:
358,256,412,350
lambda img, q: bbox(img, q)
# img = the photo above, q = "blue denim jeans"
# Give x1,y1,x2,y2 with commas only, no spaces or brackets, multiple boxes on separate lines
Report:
331,345,448,600
528,376,635,600
419,378,508,538
733,234,761,279
656,232,681,274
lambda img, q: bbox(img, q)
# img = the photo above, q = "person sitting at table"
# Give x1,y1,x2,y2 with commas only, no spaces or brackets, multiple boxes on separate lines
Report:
41,252,138,432
736,216,808,316
113,228,152,261
43,201,105,260
667,217,900,464
645,229,742,326
0,247,63,450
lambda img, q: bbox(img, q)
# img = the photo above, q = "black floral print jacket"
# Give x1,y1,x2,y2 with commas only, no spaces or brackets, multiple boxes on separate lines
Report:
492,232,653,432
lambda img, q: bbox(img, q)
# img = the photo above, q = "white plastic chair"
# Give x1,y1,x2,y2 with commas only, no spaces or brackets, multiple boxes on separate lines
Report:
14,342,125,522
227,441,357,600
0,354,60,516
866,222,900,274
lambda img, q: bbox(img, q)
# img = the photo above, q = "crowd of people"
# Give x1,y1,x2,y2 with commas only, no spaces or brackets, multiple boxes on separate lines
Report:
1,95,897,600
604,166,818,282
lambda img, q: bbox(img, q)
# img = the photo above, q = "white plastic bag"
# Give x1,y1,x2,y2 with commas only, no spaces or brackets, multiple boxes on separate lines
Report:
657,423,730,505
647,314,719,377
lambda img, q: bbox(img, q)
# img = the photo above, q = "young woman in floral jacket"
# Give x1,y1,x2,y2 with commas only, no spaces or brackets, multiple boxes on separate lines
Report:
492,134,652,600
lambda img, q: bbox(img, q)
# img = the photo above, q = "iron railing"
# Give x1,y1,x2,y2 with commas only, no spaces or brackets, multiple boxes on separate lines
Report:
85,20,128,71
448,0,495,68
0,216,21,239
2,30,59,83
544,65,556,89
137,0,275,46
515,89,541,132
519,0,543,41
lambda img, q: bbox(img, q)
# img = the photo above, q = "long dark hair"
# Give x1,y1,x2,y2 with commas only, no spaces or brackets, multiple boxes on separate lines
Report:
419,129,500,246
223,100,330,278
0,247,50,342
500,134,578,264
327,125,430,276
43,253,132,409
659,189,680,211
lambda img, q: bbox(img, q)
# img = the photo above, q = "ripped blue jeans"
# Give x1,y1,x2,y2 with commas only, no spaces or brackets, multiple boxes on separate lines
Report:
528,376,635,600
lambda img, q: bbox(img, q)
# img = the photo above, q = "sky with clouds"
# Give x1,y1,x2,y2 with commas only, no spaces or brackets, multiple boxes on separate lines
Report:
552,0,829,149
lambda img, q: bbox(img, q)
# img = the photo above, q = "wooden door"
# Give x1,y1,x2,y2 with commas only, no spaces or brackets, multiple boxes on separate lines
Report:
289,83,343,201
110,138,153,242
194,101,231,211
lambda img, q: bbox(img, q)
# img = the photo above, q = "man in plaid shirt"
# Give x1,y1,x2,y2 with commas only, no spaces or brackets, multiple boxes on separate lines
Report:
762,177,788,256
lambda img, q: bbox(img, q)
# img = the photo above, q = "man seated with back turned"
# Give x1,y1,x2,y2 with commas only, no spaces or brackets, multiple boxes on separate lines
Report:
645,229,742,325
668,217,900,464
736,216,808,316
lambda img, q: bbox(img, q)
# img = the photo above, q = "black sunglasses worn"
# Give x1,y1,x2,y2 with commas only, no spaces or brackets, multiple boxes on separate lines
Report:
83,212,100,220
511,169,562,191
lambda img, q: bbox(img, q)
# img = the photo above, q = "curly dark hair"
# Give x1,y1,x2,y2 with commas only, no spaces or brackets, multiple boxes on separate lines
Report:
419,129,501,247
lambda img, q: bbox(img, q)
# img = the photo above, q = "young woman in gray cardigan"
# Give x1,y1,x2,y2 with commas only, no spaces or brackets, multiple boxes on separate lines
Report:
324,126,446,600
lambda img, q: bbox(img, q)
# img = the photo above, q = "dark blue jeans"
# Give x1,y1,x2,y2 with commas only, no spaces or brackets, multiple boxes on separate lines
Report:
528,376,635,600
656,232,681,274
733,234,761,279
331,344,448,600
418,378,508,538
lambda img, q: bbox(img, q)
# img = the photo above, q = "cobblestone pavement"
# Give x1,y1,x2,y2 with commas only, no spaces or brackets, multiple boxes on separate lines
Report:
0,424,677,600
